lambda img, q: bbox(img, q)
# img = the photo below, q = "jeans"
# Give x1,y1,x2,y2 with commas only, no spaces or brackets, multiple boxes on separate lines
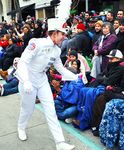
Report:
3,79,18,96
55,100,78,120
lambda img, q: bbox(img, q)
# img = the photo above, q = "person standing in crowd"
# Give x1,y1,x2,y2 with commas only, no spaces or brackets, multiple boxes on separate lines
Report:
68,23,92,56
21,26,33,51
16,18,77,150
60,34,68,65
71,16,79,36
91,22,117,78
116,9,124,20
116,20,124,55
84,11,91,28
33,22,42,38
92,20,103,45
0,23,7,37
106,11,114,25
113,19,121,35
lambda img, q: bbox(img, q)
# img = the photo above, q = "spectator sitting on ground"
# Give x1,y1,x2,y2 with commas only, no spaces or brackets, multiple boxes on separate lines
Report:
0,37,21,71
91,49,124,136
99,99,124,150
64,50,88,84
0,34,9,49
0,57,20,96
54,61,85,123
21,26,33,51
72,49,124,132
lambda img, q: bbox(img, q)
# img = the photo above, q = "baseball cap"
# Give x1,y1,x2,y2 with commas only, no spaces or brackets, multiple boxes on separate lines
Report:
107,49,123,59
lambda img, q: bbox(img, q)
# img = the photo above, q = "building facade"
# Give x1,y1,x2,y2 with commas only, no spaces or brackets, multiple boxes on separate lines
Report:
19,0,55,20
0,0,12,22
0,0,124,22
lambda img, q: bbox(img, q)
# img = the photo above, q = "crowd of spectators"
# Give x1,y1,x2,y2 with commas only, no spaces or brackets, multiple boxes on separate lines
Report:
0,9,124,149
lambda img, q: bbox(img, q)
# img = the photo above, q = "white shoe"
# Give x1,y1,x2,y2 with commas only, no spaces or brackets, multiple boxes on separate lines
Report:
56,142,75,150
18,128,27,141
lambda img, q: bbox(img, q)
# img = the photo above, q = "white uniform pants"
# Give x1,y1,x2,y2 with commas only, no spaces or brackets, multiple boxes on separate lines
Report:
18,80,65,143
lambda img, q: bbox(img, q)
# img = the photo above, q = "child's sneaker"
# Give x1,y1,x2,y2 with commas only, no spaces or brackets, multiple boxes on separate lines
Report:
65,118,73,124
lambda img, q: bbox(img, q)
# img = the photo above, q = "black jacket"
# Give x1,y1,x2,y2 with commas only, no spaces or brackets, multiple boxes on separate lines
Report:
23,31,33,50
1,44,21,70
67,31,92,56
116,31,124,55
5,44,21,58
89,60,124,92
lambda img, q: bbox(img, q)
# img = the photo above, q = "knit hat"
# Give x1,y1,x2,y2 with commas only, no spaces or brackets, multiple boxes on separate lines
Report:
77,23,86,31
95,20,103,27
107,49,123,59
69,50,78,59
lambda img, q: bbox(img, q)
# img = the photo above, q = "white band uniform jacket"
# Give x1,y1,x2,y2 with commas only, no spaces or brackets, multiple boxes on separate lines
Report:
16,36,78,88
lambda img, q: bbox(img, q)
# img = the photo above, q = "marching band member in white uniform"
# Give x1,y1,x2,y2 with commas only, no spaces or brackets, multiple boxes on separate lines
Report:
16,18,77,150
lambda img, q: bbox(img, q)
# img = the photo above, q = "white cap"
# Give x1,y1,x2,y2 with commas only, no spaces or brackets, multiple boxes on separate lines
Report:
47,18,66,33
107,49,123,59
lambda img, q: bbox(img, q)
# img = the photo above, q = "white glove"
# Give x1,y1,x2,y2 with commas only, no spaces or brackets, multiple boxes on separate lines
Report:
23,81,33,94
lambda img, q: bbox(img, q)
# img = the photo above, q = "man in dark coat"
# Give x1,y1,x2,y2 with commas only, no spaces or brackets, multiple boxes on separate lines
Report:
22,26,33,51
60,34,68,65
0,23,7,37
1,37,21,71
116,22,124,55
67,23,92,56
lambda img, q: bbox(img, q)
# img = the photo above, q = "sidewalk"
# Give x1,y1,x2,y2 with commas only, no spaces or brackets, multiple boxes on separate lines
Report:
0,93,106,150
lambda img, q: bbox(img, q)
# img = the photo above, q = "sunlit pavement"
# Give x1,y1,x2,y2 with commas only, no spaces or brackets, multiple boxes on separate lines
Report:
0,91,109,150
